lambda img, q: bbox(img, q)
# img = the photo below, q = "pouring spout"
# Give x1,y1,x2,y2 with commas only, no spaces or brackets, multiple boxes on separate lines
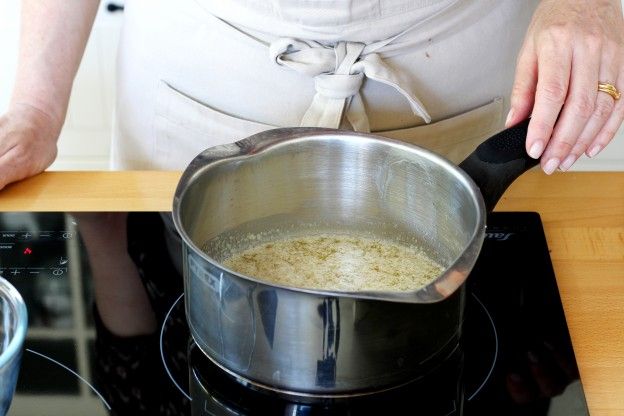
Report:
458,119,538,212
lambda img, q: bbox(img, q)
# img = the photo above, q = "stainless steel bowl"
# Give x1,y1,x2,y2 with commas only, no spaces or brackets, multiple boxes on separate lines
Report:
173,123,535,395
0,277,27,415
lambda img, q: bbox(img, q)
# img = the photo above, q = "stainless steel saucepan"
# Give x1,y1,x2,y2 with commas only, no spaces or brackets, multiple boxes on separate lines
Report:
172,120,537,396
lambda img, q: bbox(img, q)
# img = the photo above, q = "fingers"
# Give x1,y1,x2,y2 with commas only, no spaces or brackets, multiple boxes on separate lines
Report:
526,37,572,169
566,93,615,169
540,35,601,173
0,139,56,190
507,43,538,128
586,76,624,158
563,41,621,170
0,146,29,190
0,110,59,190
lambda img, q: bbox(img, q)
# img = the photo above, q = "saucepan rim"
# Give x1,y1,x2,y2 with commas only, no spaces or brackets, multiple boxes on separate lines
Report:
172,128,486,303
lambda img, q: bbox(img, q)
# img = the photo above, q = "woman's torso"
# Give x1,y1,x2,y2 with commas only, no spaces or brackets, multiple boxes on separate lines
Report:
112,0,539,170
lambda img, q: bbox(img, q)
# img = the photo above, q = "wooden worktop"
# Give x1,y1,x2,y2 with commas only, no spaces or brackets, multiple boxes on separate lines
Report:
1,171,623,414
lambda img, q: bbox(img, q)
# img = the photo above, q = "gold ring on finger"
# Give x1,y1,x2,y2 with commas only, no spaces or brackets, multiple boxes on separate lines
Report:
598,82,621,100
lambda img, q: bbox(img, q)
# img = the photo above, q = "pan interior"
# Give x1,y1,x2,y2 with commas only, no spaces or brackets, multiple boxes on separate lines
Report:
179,134,482,296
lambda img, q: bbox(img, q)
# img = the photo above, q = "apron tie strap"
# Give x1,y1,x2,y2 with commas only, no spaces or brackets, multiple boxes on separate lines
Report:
270,38,431,132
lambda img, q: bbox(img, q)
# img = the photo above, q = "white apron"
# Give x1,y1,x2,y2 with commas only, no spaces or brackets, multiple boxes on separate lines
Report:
111,0,539,170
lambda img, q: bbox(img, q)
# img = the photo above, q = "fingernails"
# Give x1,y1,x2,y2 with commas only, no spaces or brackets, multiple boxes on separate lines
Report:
559,154,577,172
529,140,544,159
528,141,545,159
505,108,515,127
587,145,602,158
543,158,560,175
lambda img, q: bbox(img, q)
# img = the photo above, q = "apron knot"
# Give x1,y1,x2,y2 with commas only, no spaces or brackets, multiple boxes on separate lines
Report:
270,38,431,131
314,72,364,100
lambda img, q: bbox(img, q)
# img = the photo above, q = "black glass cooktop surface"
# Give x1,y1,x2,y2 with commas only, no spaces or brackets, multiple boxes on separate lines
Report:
0,212,589,415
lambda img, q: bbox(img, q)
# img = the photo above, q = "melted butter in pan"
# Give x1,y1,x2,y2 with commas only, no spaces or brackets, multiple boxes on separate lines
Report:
222,234,443,292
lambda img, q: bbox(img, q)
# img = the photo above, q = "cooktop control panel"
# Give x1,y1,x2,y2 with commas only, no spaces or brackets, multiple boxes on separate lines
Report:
0,212,79,279
0,213,85,331
0,229,73,278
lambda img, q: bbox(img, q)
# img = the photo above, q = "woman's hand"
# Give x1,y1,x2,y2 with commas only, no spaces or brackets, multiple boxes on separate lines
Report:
506,0,624,174
0,103,60,189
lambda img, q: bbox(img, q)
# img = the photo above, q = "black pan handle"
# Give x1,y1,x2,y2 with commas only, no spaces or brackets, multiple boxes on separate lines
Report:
458,119,538,212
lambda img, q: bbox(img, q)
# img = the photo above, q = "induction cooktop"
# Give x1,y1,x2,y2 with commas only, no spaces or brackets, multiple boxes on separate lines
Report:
0,212,589,415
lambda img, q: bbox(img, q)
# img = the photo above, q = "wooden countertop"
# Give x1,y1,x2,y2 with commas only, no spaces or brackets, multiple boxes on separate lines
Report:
1,171,623,414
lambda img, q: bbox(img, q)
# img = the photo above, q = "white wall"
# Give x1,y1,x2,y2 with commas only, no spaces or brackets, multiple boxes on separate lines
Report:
0,1,21,113
51,2,122,170
0,1,622,171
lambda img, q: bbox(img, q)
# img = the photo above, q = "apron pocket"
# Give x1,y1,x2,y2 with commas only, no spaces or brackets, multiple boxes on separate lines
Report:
154,79,503,169
375,98,504,164
154,80,276,170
